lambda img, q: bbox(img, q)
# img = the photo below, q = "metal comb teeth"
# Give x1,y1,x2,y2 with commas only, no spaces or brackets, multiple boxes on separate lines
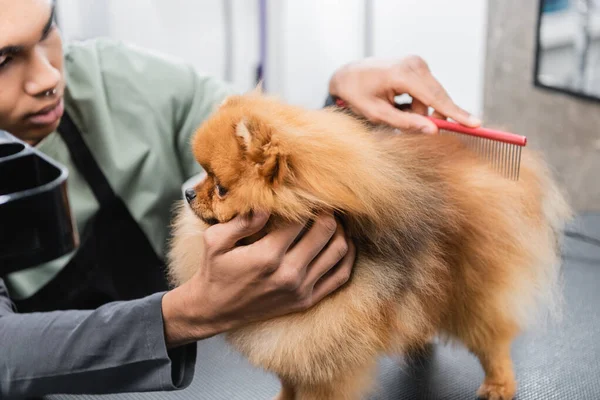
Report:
439,130,523,181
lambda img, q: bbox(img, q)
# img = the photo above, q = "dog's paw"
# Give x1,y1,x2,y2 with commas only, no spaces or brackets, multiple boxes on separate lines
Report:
476,382,516,400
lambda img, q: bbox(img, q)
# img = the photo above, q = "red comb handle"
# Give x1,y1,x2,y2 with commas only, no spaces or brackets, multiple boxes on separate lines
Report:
334,98,526,146
427,117,527,146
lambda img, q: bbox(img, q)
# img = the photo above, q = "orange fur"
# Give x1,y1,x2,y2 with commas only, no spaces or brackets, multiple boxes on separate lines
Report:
167,91,572,400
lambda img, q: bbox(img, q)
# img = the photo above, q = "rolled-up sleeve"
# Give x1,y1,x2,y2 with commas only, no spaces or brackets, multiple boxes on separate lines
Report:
0,278,196,399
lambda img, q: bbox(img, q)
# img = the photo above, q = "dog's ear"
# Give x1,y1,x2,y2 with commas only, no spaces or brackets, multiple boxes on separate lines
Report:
235,117,253,149
236,117,289,185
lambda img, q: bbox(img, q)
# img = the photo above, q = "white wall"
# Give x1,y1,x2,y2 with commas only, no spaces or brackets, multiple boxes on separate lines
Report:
265,0,366,109
56,0,488,116
372,0,488,116
57,0,259,92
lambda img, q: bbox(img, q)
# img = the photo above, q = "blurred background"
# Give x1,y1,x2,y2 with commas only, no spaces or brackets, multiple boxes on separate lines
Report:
54,0,488,115
54,0,600,212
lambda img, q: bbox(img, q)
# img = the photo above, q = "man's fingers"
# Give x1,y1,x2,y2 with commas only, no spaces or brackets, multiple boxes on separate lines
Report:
302,220,348,287
310,240,356,304
255,217,309,259
283,211,338,275
410,98,429,116
431,110,447,120
432,98,479,127
395,59,480,128
367,100,438,134
205,211,270,252
417,80,479,127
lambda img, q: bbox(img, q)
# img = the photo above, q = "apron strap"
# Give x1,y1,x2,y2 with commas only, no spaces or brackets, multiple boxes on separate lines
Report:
57,111,115,207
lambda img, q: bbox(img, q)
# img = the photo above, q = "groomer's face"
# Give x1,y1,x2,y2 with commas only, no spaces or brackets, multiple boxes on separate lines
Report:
0,0,65,145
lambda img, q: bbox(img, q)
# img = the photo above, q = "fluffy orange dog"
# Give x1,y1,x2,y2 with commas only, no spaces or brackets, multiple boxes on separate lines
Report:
167,90,571,400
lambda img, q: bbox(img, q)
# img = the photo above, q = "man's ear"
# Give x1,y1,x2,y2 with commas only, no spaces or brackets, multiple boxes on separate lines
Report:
235,117,289,185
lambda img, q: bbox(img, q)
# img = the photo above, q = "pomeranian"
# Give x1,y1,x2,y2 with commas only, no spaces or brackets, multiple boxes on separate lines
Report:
166,90,571,400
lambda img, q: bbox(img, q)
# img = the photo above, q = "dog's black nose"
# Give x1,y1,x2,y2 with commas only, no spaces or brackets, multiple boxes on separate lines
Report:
185,188,197,203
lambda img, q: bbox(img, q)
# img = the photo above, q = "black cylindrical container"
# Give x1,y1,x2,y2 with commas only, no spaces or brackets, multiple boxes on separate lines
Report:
0,131,79,274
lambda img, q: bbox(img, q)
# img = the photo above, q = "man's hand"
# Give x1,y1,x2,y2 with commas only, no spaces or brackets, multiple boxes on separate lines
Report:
162,211,355,348
329,56,481,134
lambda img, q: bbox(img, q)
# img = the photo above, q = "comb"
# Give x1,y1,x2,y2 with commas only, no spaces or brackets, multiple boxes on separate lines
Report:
427,117,527,181
332,97,527,180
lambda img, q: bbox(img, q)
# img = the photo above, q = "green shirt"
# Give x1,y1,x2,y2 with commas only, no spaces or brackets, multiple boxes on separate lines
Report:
6,38,235,299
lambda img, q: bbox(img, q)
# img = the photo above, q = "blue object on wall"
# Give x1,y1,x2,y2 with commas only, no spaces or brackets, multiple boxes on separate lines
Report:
542,0,570,13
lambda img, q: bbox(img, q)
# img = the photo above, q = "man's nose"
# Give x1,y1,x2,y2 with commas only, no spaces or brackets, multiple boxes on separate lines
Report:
24,49,62,97
185,188,197,204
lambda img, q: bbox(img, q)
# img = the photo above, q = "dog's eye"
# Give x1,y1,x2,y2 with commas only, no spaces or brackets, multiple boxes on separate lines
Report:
215,184,228,198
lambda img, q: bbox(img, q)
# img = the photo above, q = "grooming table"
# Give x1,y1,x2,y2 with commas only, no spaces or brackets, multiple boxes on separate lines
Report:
47,213,600,400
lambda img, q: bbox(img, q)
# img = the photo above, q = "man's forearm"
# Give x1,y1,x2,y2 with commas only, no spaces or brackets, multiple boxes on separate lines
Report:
161,281,233,349
0,280,196,398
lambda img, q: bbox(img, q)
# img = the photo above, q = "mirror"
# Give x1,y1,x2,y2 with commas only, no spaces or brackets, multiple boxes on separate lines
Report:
534,0,600,102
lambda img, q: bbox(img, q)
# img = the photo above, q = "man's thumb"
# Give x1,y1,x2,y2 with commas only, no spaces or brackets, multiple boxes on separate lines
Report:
226,211,271,244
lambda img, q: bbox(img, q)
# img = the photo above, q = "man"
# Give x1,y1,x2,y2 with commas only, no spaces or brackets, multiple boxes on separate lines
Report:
0,0,481,398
